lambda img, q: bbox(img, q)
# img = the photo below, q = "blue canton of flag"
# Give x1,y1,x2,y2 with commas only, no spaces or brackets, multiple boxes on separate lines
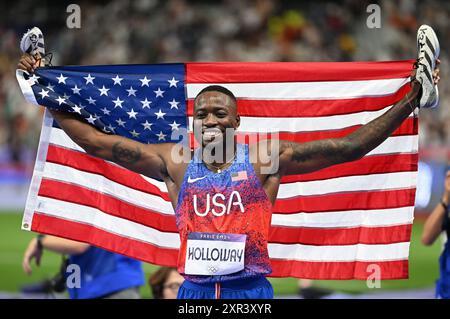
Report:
26,64,187,143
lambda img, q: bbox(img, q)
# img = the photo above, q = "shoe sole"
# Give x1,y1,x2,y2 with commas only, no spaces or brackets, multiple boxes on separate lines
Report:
417,25,440,108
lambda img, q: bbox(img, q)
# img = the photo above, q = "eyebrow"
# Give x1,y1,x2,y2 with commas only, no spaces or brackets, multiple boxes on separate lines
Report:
194,104,230,111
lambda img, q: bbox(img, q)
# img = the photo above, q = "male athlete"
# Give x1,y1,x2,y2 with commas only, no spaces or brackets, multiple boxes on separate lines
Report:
18,25,441,299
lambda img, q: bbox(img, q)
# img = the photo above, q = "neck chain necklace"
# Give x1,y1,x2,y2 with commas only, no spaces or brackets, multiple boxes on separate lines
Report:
203,152,236,173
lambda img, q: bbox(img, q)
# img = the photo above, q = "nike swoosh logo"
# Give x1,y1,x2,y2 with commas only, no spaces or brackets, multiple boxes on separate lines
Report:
187,176,207,183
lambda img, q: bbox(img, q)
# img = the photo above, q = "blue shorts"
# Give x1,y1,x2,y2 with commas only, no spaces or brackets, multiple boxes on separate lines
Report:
177,276,273,299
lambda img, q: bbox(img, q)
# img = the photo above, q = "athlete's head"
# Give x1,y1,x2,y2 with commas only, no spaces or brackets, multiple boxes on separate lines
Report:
193,85,240,147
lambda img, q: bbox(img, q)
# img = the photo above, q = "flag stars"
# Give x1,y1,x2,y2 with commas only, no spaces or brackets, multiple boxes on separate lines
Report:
57,74,68,84
154,87,165,98
127,109,138,119
169,99,180,109
28,74,40,85
130,130,141,138
169,121,181,131
112,75,123,86
140,98,152,109
38,89,49,99
86,114,97,125
47,83,55,92
116,118,126,127
126,86,137,97
155,109,166,119
113,97,124,108
72,105,82,114
141,120,153,130
156,131,167,141
84,74,95,85
98,85,110,96
55,96,66,105
167,77,179,88
106,124,116,133
71,85,82,95
101,107,111,115
62,93,71,100
86,96,96,105
139,76,151,87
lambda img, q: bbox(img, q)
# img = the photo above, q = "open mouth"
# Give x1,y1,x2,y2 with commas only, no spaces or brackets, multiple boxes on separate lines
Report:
203,128,223,142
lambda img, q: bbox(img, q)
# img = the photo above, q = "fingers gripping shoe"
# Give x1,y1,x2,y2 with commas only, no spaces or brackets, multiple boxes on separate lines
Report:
416,24,440,108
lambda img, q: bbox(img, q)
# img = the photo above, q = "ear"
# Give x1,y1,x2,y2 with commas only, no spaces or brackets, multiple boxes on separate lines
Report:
235,114,240,130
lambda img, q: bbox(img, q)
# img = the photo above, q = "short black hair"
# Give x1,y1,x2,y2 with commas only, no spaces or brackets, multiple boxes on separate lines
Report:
194,85,237,107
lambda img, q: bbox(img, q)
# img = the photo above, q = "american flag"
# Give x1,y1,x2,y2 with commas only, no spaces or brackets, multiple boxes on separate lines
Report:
16,60,417,279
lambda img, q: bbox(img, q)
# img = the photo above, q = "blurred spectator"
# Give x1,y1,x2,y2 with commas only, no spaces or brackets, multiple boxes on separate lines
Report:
148,267,184,299
298,279,333,299
22,235,145,299
422,168,450,298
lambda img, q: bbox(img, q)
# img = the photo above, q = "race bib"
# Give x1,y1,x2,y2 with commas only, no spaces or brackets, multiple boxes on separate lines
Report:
184,232,246,276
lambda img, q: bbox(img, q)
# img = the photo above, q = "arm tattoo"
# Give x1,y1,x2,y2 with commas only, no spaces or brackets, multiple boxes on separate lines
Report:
112,141,141,164
285,84,418,169
289,139,347,164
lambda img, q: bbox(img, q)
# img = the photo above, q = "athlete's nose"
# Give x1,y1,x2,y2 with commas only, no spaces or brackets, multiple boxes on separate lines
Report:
203,113,218,127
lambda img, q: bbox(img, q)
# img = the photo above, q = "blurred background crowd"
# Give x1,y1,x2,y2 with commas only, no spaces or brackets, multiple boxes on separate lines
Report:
0,0,449,175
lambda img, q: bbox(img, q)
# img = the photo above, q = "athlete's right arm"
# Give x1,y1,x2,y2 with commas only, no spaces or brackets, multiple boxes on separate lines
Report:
49,110,170,179
18,53,169,180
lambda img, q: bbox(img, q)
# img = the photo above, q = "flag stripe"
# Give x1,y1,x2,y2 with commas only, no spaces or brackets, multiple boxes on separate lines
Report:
186,78,410,100
185,61,414,83
38,177,414,232
48,123,419,174
41,162,174,214
35,196,180,248
41,157,416,204
43,146,418,214
46,145,171,201
186,83,411,117
187,108,415,133
33,196,411,262
47,143,417,196
38,179,178,232
268,242,410,262
269,259,408,279
271,206,414,228
32,213,178,266
282,153,418,183
50,121,417,158
269,224,413,245
44,143,417,214
38,179,413,246
273,188,416,213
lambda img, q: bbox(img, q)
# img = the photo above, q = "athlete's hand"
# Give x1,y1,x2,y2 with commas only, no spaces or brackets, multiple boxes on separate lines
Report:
433,59,441,85
17,53,42,73
22,238,43,275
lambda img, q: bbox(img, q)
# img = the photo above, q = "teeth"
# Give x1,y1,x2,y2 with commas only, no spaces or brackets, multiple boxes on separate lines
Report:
203,129,222,141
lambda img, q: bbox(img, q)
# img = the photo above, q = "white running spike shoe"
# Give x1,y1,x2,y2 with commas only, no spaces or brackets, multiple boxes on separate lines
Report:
20,26,45,57
415,24,440,108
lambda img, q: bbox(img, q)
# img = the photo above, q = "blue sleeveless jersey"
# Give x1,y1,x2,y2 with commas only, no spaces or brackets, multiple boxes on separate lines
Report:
66,247,144,299
175,144,273,283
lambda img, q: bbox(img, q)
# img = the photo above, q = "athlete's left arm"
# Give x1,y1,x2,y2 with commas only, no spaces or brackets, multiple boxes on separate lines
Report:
278,81,421,176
